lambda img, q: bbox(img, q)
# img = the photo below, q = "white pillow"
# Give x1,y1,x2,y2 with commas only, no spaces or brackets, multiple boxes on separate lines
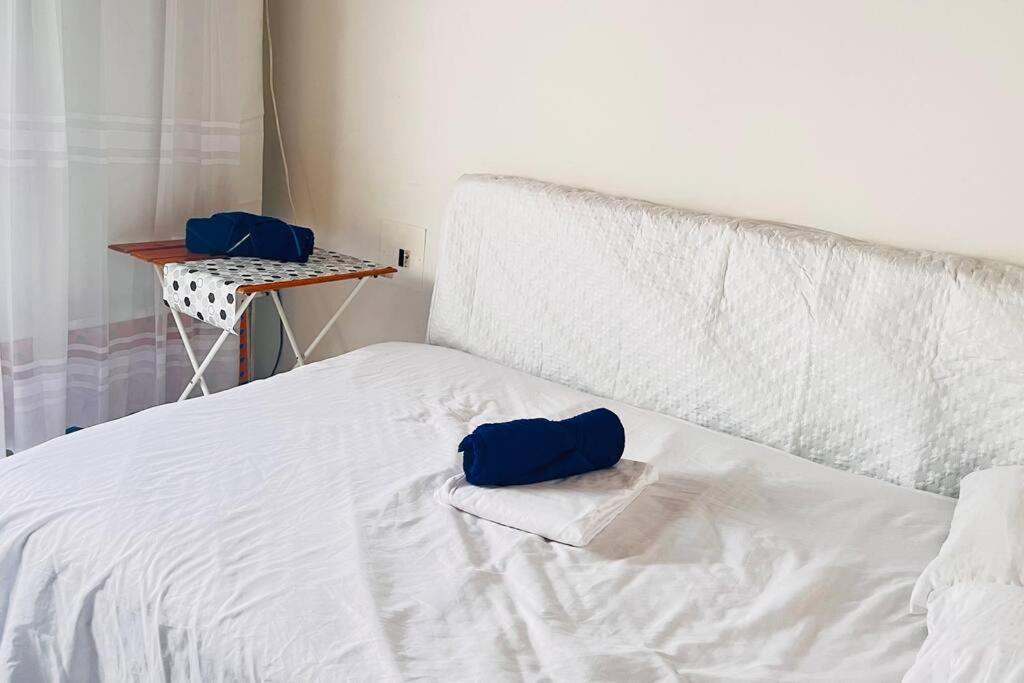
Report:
903,583,1024,682
910,466,1024,613
905,467,1024,681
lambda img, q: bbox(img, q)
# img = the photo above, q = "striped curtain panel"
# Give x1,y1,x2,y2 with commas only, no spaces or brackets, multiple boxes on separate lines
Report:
0,0,264,453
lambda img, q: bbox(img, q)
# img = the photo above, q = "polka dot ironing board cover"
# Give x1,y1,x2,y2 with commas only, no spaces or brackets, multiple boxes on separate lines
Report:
162,249,386,333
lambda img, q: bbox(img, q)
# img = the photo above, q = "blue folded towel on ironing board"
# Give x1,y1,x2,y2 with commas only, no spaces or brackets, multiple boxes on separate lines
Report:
458,408,625,487
186,211,315,263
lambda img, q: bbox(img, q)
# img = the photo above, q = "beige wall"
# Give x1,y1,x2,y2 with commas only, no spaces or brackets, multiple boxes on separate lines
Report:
260,0,1024,368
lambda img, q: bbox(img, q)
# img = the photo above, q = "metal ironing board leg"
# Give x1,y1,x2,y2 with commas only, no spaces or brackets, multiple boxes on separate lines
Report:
153,264,211,397
176,292,256,402
270,290,305,367
300,278,368,365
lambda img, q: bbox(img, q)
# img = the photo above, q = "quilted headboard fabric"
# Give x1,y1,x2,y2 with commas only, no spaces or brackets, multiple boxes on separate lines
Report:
427,175,1024,496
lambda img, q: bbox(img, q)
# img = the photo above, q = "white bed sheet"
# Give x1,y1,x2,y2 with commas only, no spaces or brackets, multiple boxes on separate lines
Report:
0,342,954,682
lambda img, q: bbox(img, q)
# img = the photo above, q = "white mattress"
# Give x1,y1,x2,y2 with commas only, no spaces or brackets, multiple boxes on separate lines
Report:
0,343,954,681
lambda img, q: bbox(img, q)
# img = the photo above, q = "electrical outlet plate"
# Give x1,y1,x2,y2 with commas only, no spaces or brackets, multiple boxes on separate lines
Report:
379,220,426,286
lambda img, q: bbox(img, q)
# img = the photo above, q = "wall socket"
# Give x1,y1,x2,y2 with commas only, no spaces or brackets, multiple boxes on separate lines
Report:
380,220,426,286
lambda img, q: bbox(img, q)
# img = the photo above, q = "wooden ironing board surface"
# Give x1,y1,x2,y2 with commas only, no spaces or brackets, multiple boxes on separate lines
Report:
109,239,216,265
109,239,396,293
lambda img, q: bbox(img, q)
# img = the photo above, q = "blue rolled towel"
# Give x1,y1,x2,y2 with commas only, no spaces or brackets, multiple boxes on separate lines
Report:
186,211,315,263
459,408,625,487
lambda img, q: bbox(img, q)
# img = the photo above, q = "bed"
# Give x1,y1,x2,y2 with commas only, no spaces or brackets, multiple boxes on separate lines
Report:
2,175,1023,681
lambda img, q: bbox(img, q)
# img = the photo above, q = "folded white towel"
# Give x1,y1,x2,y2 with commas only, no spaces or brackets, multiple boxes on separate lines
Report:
437,459,658,547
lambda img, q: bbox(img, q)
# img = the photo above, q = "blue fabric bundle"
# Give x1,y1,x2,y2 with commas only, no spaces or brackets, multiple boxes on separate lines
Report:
459,408,625,487
186,212,315,263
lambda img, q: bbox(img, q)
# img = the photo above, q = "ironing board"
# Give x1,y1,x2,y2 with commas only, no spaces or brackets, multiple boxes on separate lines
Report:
110,240,396,401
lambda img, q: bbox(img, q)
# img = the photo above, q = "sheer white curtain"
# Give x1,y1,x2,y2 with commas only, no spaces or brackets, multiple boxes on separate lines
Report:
0,0,264,453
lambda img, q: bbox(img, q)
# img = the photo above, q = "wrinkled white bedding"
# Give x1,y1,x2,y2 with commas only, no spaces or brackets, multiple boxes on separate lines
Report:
904,584,1024,682
0,343,954,681
904,467,1024,682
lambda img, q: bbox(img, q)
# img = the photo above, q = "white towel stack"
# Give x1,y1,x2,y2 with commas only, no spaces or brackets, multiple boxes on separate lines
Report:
437,459,658,547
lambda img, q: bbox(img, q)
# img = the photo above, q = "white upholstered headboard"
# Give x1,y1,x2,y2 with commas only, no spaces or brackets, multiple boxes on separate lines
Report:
427,174,1024,496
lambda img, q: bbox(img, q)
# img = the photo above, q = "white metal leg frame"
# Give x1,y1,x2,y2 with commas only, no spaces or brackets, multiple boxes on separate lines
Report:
157,264,370,401
156,265,257,401
271,277,368,370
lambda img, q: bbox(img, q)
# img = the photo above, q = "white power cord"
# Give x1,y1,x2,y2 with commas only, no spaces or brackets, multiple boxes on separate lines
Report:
262,0,296,378
265,0,296,216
